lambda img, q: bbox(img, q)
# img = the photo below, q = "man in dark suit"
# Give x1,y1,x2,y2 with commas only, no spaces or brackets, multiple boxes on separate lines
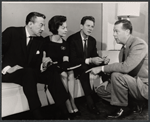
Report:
2,12,70,119
89,19,148,118
67,16,110,115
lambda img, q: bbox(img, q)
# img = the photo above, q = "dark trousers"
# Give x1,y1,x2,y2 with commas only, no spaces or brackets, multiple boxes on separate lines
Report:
74,64,93,96
2,67,69,111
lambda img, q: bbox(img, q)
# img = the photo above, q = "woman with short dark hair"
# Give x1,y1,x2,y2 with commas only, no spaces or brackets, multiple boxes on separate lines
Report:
43,15,80,119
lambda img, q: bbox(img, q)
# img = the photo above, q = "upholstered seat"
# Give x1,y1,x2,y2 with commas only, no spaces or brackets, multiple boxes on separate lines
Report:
2,50,119,117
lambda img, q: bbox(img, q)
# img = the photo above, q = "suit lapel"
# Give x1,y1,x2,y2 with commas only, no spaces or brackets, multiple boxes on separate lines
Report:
119,46,124,62
28,38,39,64
77,32,84,55
125,35,134,59
87,38,93,57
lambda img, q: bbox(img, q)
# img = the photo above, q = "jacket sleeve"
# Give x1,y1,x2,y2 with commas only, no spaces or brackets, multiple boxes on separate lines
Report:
90,38,99,57
104,40,148,74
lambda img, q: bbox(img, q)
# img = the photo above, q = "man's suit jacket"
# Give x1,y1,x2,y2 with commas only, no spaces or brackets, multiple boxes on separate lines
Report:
67,31,99,66
104,35,148,99
2,27,44,79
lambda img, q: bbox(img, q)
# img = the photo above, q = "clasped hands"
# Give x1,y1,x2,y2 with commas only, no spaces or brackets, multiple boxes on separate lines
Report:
86,56,110,75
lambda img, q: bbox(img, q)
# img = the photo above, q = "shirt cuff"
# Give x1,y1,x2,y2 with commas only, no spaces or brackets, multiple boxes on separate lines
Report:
85,58,90,64
2,66,11,75
101,66,104,72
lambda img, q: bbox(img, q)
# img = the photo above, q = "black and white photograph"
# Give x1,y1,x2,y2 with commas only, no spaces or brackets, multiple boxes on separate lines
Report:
1,1,148,120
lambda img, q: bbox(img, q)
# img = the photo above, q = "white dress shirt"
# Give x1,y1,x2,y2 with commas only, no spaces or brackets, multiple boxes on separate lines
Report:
80,33,91,64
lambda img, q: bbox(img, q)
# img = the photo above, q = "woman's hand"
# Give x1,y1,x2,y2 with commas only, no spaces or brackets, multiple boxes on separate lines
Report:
61,61,70,71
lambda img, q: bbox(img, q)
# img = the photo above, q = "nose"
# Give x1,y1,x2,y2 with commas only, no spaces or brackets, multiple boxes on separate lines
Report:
41,26,44,31
89,26,93,31
65,28,68,32
113,31,116,36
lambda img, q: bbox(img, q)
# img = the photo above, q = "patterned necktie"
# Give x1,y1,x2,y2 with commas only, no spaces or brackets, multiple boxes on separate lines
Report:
83,38,88,59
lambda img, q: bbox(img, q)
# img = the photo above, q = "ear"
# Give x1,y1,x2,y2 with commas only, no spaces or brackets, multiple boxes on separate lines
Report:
28,21,33,28
126,29,130,35
80,24,83,30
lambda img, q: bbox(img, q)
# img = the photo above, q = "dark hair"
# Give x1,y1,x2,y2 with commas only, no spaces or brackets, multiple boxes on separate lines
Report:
26,12,46,25
48,15,67,34
115,19,133,34
81,16,95,25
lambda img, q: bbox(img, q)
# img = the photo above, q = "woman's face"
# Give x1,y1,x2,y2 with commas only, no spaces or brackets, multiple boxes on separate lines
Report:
58,21,68,37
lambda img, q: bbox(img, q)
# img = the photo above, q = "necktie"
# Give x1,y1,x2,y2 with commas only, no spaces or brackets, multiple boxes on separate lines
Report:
122,46,126,62
83,38,88,59
27,36,33,54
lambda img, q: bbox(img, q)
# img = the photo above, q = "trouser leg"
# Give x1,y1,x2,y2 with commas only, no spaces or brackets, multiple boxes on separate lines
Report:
22,68,41,110
2,68,41,111
96,72,146,106
110,72,145,106
79,73,93,96
40,70,69,106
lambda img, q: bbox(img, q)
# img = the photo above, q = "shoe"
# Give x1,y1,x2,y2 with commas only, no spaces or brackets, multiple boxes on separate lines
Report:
132,104,143,114
32,108,43,120
69,113,75,120
107,108,125,119
60,113,71,120
87,105,100,115
74,111,81,117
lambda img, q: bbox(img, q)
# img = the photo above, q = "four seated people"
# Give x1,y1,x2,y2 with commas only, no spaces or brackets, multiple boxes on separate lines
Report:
2,11,148,120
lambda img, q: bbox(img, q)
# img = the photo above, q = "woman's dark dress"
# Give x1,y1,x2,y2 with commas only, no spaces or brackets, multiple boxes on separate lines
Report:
40,36,69,106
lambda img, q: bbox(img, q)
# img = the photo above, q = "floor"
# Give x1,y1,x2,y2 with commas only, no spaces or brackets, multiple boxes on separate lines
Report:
2,95,148,120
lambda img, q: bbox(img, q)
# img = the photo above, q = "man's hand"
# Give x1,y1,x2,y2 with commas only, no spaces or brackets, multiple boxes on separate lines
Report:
103,57,110,65
91,57,104,65
87,66,102,75
42,51,52,70
7,65,23,73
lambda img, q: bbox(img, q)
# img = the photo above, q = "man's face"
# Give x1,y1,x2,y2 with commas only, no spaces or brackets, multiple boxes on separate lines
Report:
58,22,68,37
80,20,94,36
113,23,128,45
30,17,45,36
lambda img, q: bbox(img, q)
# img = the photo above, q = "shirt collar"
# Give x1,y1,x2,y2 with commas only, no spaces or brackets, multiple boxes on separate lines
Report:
80,31,88,41
25,26,31,38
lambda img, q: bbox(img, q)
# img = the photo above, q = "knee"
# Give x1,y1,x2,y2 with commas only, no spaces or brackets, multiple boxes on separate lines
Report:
68,71,75,81
111,72,121,83
61,71,68,80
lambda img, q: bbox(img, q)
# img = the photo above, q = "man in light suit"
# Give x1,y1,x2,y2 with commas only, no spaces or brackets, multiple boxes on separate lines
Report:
2,12,70,119
67,16,110,115
89,19,148,118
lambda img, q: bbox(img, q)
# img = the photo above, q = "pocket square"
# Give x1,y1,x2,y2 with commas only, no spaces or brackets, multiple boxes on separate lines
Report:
36,50,40,54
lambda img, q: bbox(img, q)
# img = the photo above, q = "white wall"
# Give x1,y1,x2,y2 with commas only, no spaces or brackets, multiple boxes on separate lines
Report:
2,2,102,50
102,2,148,50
